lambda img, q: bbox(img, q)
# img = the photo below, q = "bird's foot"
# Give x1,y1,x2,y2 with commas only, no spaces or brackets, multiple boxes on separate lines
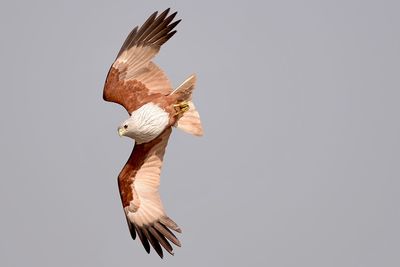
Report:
174,101,190,114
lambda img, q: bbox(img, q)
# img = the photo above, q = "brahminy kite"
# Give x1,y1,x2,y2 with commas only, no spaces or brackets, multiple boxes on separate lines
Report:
103,9,203,258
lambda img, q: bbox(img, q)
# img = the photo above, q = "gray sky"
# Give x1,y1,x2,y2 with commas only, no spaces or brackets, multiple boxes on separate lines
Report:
0,1,399,266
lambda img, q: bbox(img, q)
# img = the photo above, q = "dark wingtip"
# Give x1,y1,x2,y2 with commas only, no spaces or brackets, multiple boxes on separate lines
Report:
154,221,182,247
126,218,137,240
143,227,164,258
148,226,175,256
135,225,151,253
168,11,178,20
150,11,158,19
116,8,181,58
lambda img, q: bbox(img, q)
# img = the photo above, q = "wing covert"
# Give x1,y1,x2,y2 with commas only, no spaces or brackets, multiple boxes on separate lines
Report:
103,9,181,113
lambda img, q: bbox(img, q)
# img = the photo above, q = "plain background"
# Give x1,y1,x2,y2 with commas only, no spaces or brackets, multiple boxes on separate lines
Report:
0,1,399,266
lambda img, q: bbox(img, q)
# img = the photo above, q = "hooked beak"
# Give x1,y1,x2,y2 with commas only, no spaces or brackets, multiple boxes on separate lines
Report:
118,126,126,137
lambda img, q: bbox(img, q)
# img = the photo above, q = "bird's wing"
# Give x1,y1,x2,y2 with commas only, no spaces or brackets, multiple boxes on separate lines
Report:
103,9,181,113
118,127,181,258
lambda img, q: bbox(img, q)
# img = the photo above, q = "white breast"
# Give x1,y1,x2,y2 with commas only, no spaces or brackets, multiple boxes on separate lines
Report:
129,103,169,144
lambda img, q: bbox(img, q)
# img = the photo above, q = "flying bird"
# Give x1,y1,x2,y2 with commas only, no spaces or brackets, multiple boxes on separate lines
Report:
103,9,203,258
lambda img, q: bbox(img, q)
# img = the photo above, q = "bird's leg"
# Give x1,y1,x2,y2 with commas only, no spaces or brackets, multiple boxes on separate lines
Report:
173,101,190,114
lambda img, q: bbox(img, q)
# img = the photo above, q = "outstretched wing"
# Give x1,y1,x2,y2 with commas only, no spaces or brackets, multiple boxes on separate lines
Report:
118,128,181,258
103,9,181,113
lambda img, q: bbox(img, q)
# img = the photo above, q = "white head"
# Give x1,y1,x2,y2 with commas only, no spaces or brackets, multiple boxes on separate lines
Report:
117,103,170,144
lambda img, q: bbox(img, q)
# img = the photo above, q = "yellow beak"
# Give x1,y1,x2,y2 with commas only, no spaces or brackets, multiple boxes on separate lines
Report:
118,127,126,137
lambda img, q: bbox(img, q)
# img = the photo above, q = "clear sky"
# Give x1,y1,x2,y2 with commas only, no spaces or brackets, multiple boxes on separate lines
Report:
0,1,399,266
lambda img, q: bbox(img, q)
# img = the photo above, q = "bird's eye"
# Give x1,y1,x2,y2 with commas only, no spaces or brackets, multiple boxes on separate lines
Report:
124,125,128,129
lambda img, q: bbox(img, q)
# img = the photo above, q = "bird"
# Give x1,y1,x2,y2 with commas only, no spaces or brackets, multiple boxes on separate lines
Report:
103,9,203,258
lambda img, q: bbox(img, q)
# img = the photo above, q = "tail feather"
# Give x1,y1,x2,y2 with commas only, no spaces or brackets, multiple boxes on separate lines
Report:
171,74,203,136
176,101,203,136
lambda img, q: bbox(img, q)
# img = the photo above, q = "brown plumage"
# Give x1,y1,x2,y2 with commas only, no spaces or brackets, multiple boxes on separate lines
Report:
103,9,203,258
103,8,180,116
